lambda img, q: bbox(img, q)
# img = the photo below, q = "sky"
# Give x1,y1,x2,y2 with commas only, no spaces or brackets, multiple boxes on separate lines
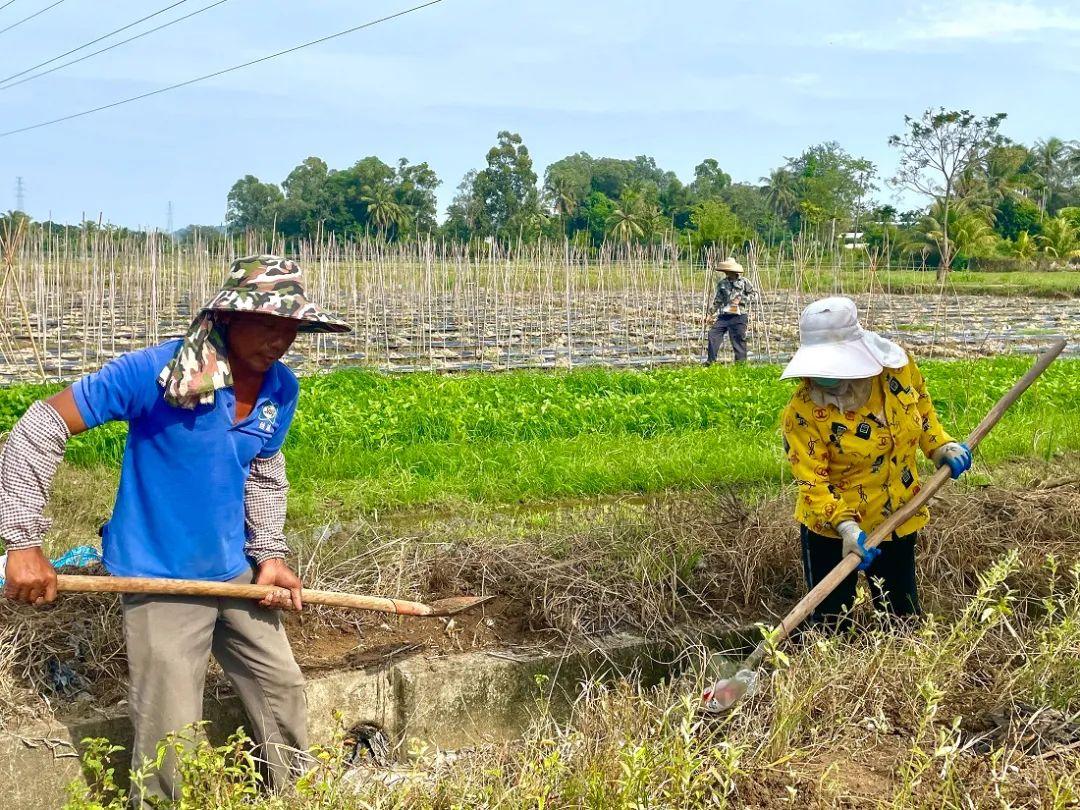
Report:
1,0,1078,228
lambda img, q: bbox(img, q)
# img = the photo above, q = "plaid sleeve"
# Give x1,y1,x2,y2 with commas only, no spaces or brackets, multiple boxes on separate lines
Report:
0,401,71,550
244,451,290,563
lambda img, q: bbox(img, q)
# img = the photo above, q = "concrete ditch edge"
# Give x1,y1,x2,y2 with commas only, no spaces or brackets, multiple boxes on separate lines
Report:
0,622,755,808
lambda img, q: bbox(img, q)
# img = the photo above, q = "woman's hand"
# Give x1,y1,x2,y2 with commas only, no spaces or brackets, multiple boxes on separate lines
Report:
254,558,303,611
837,520,880,572
4,547,58,606
933,442,973,479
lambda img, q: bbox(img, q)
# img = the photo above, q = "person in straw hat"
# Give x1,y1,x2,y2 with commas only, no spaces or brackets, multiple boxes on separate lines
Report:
0,255,350,803
706,255,757,364
780,296,971,628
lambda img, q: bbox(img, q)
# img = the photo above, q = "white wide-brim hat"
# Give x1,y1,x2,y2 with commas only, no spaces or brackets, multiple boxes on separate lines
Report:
780,296,907,380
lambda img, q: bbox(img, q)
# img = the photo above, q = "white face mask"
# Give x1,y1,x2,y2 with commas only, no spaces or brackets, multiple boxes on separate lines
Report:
808,377,875,412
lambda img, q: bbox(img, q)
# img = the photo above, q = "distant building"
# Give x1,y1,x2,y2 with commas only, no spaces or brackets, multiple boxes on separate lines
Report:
841,231,866,250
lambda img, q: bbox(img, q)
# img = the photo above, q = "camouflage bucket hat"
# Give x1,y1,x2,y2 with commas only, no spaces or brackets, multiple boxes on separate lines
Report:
158,255,350,409
205,255,350,334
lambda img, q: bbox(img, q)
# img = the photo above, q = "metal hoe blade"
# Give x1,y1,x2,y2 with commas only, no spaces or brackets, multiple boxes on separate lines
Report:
700,668,758,714
427,595,495,617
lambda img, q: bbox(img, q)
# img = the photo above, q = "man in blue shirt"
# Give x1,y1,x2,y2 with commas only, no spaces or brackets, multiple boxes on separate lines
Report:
0,256,350,803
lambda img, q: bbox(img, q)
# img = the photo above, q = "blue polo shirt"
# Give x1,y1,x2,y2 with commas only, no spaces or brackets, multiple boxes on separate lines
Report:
71,340,299,581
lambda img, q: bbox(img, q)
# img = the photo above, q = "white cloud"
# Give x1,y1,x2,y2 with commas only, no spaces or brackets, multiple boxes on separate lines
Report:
834,1,1080,50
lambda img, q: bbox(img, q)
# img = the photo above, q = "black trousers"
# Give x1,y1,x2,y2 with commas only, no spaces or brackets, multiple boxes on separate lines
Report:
707,314,748,363
800,525,921,627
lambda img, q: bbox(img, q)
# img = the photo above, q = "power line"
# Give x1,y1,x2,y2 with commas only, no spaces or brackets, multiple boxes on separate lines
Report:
0,1,21,14
0,0,66,37
0,0,444,138
0,0,192,87
1,0,231,91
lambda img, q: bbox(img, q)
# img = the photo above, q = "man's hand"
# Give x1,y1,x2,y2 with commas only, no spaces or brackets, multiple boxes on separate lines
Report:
254,558,303,611
4,547,58,606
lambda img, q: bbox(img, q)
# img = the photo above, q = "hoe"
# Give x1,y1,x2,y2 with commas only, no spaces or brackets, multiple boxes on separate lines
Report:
53,575,493,618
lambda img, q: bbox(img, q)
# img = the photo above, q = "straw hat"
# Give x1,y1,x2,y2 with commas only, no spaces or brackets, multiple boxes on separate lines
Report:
713,256,744,274
780,297,907,380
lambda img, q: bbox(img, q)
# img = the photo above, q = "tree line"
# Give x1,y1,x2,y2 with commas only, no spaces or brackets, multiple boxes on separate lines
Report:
7,108,1080,278
220,109,1080,275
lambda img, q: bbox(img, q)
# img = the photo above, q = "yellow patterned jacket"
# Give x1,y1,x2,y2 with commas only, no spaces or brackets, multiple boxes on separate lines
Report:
781,357,955,540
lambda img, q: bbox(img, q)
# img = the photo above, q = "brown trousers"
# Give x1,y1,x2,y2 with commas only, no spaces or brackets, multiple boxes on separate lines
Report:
121,566,308,805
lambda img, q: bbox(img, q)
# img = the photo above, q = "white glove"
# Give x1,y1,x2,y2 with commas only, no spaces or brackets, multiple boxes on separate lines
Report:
837,520,879,570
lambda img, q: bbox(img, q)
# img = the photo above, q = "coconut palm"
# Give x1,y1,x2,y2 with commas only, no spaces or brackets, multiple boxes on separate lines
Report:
605,188,657,244
761,168,798,221
360,184,410,239
1033,137,1074,216
956,144,1030,215
904,201,998,264
1037,216,1080,261
546,178,578,221
605,205,645,243
1003,231,1038,260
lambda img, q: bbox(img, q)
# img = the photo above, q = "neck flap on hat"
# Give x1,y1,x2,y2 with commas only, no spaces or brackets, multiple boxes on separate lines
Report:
158,312,233,409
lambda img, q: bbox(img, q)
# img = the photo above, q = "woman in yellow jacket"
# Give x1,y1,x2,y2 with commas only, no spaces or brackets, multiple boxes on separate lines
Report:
780,297,972,625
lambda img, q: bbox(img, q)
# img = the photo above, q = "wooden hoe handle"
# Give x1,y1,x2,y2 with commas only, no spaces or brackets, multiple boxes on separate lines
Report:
743,339,1068,670
55,575,439,616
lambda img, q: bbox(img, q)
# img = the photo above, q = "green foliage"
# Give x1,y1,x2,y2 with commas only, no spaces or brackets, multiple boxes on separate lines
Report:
905,199,1003,265
226,155,441,243
690,158,732,199
1037,216,1080,261
225,175,284,232
471,131,543,241
1058,205,1080,229
688,199,751,250
784,141,877,232
5,359,1078,523
1001,231,1038,260
994,195,1042,241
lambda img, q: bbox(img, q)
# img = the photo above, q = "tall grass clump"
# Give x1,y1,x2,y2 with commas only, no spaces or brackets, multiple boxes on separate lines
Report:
65,553,1080,809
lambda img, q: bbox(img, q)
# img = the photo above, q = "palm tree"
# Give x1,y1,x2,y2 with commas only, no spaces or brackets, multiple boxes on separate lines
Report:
1037,216,1080,262
905,201,997,266
1033,137,1073,217
605,205,645,243
545,178,578,221
950,213,998,258
360,184,409,239
761,168,798,221
1004,231,1038,260
956,144,1029,215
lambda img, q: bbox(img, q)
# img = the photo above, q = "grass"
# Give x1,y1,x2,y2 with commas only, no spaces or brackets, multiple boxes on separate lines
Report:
2,356,1079,807
3,358,1078,530
60,487,1080,809
758,267,1080,297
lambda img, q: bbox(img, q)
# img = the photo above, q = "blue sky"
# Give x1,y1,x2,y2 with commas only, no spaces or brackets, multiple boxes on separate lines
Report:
1,0,1077,227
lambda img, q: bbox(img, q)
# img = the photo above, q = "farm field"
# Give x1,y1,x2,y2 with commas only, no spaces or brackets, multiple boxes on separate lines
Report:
1,240,1078,385
2,357,1079,807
